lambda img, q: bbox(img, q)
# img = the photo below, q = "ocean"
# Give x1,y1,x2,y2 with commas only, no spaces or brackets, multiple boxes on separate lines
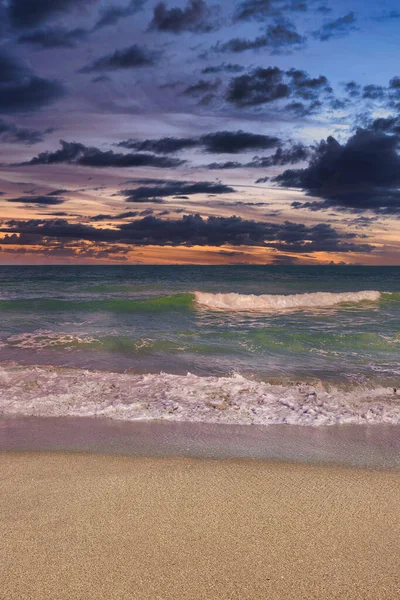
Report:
1,265,400,426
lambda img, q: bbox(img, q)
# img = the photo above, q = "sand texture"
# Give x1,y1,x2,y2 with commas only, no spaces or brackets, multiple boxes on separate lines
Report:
1,452,400,600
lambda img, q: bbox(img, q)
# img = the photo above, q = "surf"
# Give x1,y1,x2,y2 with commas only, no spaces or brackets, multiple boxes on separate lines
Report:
194,290,382,312
1,365,399,427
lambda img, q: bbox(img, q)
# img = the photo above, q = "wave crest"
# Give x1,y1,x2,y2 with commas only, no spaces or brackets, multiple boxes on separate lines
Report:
194,290,381,312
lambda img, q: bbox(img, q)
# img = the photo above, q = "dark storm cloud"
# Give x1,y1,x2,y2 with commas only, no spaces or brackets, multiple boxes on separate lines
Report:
233,0,307,22
18,27,88,48
250,144,309,167
120,130,280,155
362,84,385,101
284,100,321,116
268,222,373,254
0,119,51,144
312,11,357,41
183,79,220,96
371,115,400,134
8,0,92,29
79,44,157,72
78,151,181,168
203,161,243,169
204,142,308,170
20,140,86,164
94,0,145,29
213,21,305,54
1,215,373,253
7,195,66,205
149,0,219,33
19,140,185,168
119,180,236,201
226,66,331,108
118,137,198,153
286,68,331,99
122,177,182,185
226,67,290,107
343,81,361,97
48,189,69,195
0,50,65,113
274,128,400,215
90,210,141,221
201,63,244,74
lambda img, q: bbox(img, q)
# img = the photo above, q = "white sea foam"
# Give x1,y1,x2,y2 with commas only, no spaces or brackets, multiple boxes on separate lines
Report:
4,331,98,349
194,290,381,312
1,365,399,426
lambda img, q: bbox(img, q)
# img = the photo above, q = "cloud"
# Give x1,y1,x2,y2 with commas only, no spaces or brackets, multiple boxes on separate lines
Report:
0,119,52,144
182,79,220,96
7,195,66,205
226,66,331,109
203,161,244,169
18,27,88,48
250,143,309,166
8,0,92,29
213,21,305,53
0,50,65,113
362,84,385,101
118,130,280,154
226,66,290,107
374,10,400,22
204,142,309,170
94,0,145,29
48,189,70,195
19,140,185,168
90,210,142,221
343,80,361,97
79,44,157,72
118,137,198,153
313,11,357,41
286,68,331,99
202,130,280,153
149,0,219,33
274,128,400,214
233,0,307,22
201,63,244,74
267,222,373,254
119,180,236,201
371,115,400,134
1,215,373,253
284,100,321,116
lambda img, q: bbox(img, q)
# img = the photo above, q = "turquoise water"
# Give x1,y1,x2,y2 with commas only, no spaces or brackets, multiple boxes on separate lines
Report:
1,265,399,386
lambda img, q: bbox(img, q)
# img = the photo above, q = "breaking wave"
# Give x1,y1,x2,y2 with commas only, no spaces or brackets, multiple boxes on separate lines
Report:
0,290,389,314
1,365,399,426
194,290,382,312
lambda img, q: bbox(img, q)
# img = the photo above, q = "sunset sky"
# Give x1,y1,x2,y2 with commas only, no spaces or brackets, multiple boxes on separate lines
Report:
1,0,400,264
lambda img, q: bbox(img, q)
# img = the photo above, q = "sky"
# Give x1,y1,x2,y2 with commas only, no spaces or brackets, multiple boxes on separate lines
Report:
0,0,400,265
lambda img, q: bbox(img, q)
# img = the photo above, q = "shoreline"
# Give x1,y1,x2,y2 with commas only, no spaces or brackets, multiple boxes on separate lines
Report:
1,451,400,599
1,363,400,427
2,415,400,469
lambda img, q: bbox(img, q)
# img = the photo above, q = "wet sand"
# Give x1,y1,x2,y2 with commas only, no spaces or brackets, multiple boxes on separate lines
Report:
2,416,400,468
1,451,400,600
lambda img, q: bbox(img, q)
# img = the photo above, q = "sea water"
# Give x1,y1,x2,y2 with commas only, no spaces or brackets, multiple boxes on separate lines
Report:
1,265,400,426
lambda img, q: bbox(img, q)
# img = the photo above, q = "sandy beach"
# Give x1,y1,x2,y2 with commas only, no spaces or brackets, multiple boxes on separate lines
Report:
1,452,399,600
